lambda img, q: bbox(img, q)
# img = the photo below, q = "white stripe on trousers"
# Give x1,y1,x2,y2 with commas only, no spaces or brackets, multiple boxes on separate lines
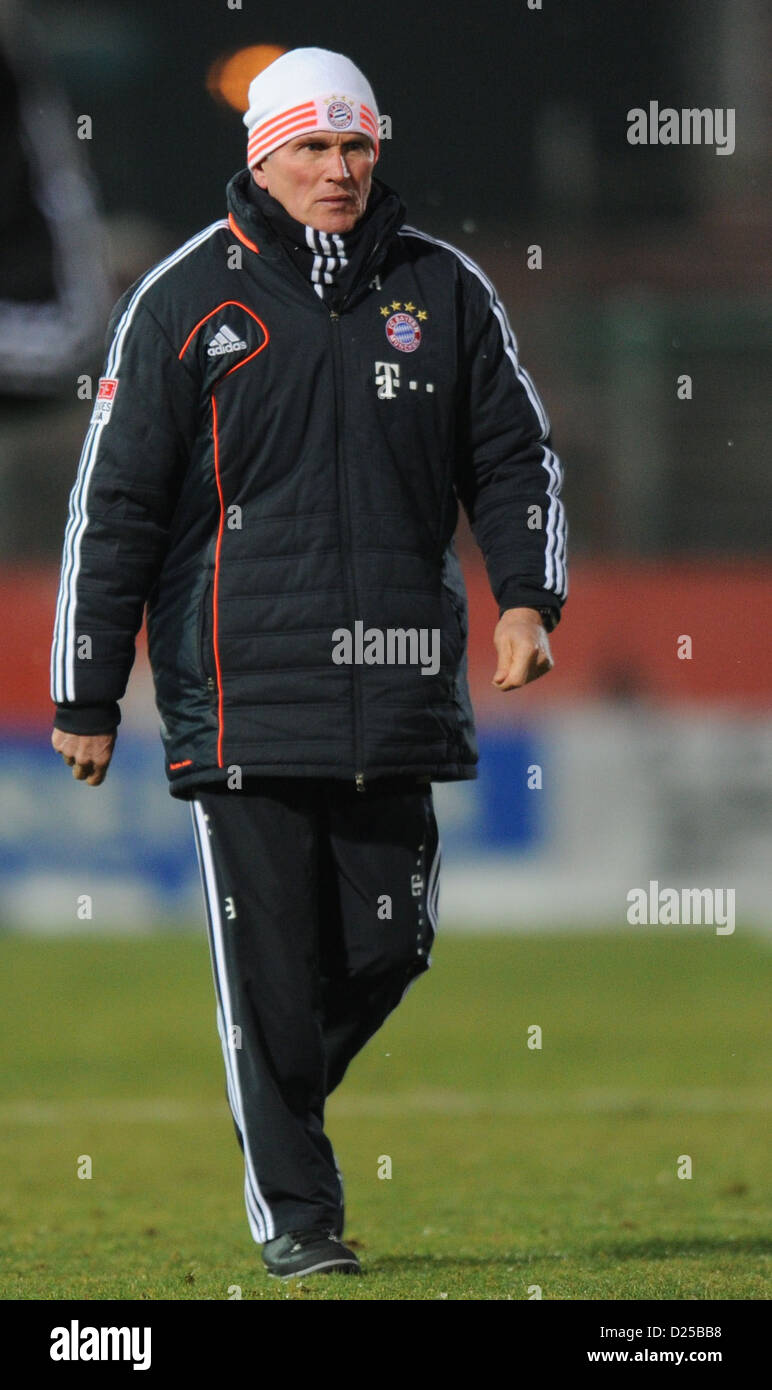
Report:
190,800,274,1243
425,834,442,968
402,822,442,995
427,836,442,935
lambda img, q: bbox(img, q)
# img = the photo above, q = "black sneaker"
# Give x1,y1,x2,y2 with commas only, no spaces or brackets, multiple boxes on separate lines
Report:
262,1227,361,1279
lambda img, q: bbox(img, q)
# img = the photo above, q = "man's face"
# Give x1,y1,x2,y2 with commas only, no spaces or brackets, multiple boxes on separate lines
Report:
251,131,375,233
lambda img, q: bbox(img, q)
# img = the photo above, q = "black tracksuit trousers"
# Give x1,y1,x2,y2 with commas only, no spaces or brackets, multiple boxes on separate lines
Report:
189,776,440,1244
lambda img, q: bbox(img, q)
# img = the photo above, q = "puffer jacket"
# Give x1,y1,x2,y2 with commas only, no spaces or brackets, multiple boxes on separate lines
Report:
51,169,567,796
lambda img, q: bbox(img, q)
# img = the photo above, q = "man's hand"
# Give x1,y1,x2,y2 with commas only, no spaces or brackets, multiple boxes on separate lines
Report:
51,729,116,786
492,607,554,691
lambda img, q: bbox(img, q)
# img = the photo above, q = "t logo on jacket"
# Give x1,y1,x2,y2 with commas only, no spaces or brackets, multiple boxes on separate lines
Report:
375,361,400,398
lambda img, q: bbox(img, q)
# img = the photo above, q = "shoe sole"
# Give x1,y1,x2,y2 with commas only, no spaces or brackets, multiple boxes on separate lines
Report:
266,1257,361,1280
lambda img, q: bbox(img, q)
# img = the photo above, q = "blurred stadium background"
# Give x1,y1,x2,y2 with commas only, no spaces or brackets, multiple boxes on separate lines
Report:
1,0,770,934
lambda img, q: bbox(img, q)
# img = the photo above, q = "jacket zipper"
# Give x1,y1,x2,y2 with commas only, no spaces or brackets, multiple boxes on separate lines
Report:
338,236,388,792
312,235,388,792
339,237,385,315
329,306,366,792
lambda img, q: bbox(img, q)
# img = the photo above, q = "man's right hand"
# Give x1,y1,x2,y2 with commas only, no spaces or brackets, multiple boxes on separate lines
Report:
51,729,116,787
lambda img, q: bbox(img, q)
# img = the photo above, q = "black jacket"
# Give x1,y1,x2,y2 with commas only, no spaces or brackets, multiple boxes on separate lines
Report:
51,170,567,797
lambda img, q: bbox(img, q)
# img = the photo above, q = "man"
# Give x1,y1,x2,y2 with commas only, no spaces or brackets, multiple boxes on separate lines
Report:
50,47,567,1280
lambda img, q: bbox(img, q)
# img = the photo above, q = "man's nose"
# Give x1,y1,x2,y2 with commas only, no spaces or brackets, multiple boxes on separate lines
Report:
326,148,351,180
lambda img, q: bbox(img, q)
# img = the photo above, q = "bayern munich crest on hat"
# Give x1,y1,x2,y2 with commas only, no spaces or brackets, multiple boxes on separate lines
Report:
385,312,422,353
326,99,354,129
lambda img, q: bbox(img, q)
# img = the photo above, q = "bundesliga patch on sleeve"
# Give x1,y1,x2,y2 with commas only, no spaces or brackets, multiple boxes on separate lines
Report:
91,377,119,424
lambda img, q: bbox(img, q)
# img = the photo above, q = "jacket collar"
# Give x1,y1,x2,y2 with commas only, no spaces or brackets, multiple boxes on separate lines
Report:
226,167,407,309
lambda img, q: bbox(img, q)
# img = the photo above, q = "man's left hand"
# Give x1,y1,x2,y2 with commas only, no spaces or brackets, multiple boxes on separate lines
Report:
492,607,554,690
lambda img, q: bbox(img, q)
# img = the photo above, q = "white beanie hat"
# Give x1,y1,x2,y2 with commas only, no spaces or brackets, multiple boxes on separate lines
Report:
243,47,380,170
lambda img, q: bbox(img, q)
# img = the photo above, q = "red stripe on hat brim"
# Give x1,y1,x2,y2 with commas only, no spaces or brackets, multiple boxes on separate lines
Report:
248,101,381,166
249,100,318,141
248,115,325,163
248,112,319,147
250,127,380,163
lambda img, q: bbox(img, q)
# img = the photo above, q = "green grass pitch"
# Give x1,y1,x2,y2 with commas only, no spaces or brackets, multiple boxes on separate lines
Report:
0,928,769,1301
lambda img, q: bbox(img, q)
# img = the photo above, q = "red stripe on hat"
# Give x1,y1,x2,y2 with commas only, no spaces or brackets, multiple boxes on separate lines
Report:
360,106,379,158
248,113,323,164
248,111,319,148
250,100,318,141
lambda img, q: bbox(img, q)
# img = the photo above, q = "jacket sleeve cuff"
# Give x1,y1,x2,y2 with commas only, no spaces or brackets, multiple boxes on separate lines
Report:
496,582,563,626
53,702,121,735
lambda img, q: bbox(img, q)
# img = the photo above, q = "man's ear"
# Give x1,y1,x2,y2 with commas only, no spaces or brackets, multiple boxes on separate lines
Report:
251,158,270,190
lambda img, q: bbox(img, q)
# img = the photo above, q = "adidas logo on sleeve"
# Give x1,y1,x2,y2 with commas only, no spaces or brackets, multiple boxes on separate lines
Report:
207,324,248,356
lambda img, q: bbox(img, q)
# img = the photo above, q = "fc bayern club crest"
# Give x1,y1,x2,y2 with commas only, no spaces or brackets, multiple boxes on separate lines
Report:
385,312,422,353
326,100,353,129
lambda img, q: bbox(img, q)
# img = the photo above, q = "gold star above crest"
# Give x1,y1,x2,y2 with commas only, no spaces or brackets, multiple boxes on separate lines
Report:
379,301,429,322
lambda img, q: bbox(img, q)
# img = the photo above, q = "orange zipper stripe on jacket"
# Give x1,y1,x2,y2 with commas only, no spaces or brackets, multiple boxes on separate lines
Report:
178,304,270,766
